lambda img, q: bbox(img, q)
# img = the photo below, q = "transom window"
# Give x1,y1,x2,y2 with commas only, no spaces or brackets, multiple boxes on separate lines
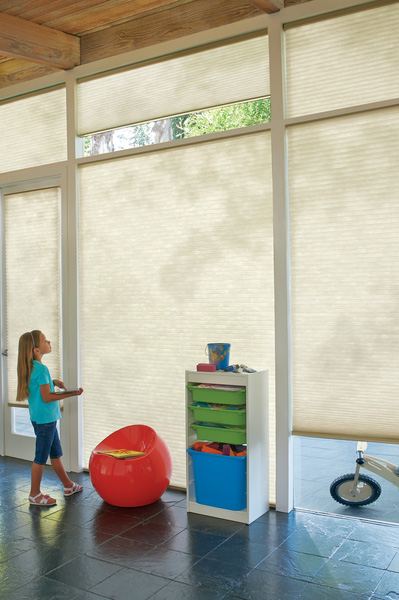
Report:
83,98,271,156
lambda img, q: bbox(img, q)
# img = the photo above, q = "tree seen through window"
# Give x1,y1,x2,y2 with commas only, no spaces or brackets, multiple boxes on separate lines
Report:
84,98,271,156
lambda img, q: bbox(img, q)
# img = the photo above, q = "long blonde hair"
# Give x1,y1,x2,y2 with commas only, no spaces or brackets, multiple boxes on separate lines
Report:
16,330,41,402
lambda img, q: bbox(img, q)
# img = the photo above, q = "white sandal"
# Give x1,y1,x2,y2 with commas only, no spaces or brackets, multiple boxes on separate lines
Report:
29,493,57,506
64,482,83,496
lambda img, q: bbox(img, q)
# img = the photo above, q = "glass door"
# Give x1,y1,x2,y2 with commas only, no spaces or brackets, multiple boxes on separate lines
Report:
2,185,62,462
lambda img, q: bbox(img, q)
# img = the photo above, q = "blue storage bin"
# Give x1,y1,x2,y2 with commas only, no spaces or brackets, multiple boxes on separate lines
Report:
187,448,247,511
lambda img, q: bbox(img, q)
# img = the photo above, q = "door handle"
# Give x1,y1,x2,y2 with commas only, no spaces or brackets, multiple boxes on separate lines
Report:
2,349,8,357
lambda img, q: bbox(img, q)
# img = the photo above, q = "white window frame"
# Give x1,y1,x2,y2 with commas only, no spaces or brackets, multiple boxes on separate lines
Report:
0,164,82,472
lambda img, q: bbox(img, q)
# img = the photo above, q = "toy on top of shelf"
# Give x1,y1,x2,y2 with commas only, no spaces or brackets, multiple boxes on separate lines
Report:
206,343,231,370
197,363,216,372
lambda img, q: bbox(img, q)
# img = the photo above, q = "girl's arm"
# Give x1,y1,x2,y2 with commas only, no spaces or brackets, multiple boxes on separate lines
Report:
40,384,83,403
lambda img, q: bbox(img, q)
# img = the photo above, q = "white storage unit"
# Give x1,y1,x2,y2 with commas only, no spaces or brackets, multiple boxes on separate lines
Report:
186,369,269,524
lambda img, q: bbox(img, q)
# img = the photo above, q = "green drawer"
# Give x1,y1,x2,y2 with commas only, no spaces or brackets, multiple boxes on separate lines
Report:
187,384,246,405
188,404,246,426
190,423,246,444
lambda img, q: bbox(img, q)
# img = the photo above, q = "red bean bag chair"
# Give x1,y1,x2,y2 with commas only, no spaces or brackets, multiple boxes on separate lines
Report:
89,424,172,507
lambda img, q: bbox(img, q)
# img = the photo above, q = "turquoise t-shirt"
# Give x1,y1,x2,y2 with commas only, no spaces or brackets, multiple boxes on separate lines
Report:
28,360,61,424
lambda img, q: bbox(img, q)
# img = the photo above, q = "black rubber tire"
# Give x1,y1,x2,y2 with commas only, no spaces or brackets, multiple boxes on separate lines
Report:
330,473,381,507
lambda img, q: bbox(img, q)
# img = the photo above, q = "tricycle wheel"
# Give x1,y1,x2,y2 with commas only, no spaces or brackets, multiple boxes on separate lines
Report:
330,473,381,507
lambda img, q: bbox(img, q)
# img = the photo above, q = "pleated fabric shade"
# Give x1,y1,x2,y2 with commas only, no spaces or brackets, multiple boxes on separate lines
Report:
77,34,270,135
289,107,399,443
285,2,399,117
79,131,275,488
5,188,62,407
0,88,67,174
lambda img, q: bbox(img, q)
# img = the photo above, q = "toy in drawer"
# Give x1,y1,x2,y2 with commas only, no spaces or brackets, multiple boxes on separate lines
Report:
190,422,246,444
187,384,246,405
188,403,246,426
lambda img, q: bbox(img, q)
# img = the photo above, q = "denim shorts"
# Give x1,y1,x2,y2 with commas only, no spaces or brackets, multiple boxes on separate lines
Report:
31,421,63,465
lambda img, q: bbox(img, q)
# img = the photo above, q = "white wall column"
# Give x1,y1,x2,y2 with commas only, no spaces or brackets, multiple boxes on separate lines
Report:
61,72,83,473
268,17,293,513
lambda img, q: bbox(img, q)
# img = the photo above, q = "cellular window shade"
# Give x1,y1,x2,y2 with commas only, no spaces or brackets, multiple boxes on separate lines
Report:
5,189,62,407
285,2,399,117
77,34,269,135
0,88,67,174
79,132,275,491
289,107,399,443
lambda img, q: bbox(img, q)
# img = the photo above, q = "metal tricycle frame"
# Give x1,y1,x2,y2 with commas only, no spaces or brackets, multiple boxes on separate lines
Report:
354,441,399,488
330,441,399,507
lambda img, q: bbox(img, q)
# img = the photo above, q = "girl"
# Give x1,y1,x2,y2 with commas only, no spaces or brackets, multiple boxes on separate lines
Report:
16,330,84,506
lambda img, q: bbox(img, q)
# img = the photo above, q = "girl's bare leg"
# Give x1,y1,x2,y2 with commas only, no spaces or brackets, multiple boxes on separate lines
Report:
50,457,74,488
30,462,44,497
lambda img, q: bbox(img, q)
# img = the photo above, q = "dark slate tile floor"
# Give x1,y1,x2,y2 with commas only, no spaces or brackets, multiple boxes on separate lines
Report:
1,455,399,600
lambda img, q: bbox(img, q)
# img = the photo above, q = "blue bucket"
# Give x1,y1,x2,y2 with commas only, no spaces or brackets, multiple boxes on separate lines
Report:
206,343,231,370
187,448,247,510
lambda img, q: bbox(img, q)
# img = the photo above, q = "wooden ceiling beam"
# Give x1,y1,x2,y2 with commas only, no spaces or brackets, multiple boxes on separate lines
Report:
245,0,283,13
41,0,189,36
81,0,263,64
0,12,80,70
0,57,59,88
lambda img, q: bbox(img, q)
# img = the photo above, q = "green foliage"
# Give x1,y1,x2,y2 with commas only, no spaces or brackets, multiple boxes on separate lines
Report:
171,114,190,141
130,122,153,147
84,136,91,154
177,99,271,138
84,98,271,155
